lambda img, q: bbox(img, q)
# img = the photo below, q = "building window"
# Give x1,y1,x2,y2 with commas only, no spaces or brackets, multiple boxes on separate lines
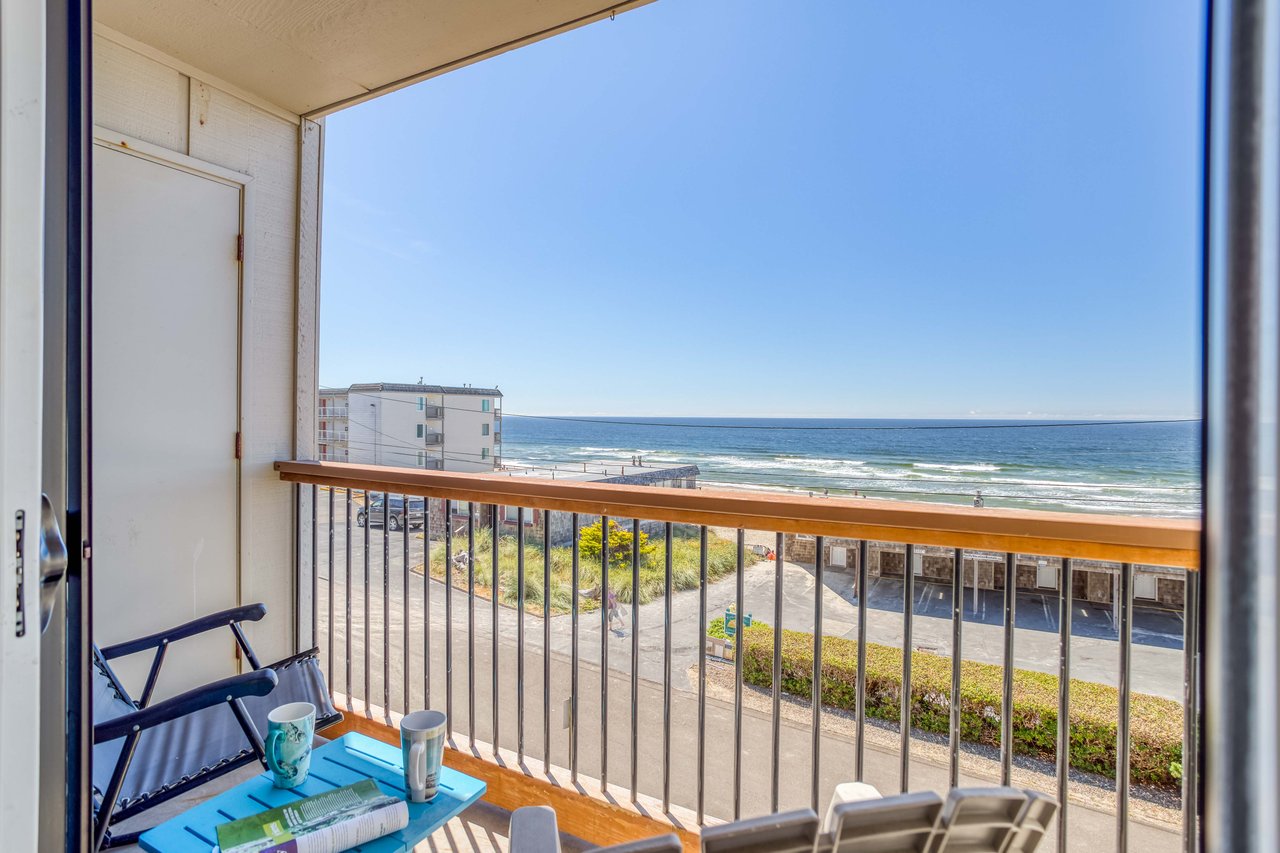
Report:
481,423,489,436
481,399,491,412
504,505,531,524
416,424,424,438
417,451,425,467
453,501,470,514
481,448,489,460
418,396,425,410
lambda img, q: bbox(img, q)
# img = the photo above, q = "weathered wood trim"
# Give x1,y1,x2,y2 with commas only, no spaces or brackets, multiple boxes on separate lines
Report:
328,703,708,851
276,460,1201,568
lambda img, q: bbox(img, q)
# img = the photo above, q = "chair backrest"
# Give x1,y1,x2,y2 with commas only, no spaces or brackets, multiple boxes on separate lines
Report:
1000,791,1058,853
700,808,819,853
826,791,944,853
509,805,561,853
930,788,1027,852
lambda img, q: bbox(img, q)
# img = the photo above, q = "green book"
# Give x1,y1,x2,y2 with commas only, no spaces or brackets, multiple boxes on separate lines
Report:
214,779,408,853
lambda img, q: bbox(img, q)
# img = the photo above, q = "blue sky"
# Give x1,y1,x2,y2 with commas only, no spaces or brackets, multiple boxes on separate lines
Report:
319,1,1203,419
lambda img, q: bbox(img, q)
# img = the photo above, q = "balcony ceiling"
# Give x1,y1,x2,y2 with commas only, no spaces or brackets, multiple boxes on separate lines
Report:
95,0,655,117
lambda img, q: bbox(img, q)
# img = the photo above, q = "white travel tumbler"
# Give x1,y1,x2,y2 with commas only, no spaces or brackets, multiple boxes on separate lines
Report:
401,710,447,803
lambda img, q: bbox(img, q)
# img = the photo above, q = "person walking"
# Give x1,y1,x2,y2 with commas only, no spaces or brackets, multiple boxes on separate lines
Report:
607,588,625,634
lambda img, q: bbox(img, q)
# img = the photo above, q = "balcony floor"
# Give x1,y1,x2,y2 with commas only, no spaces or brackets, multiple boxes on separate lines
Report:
110,757,591,852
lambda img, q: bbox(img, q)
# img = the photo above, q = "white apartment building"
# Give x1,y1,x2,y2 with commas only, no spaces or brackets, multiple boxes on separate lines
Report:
318,382,502,473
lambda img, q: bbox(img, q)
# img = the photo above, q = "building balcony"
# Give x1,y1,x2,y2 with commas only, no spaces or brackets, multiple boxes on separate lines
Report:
423,431,443,445
319,407,349,419
278,460,1201,851
424,405,444,419
317,430,348,442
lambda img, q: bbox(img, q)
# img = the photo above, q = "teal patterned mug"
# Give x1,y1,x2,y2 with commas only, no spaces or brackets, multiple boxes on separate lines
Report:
266,701,315,788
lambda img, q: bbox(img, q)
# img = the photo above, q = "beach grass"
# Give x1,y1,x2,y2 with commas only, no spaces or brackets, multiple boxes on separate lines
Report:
417,525,759,616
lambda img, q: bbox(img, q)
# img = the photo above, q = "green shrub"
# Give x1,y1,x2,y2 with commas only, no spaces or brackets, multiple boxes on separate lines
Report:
578,519,657,568
739,624,1184,788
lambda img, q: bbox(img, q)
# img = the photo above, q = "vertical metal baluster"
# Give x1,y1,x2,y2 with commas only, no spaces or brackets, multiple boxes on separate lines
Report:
697,525,709,823
430,494,435,706
662,521,673,813
344,489,352,710
364,490,371,718
445,499,454,738
1183,568,1200,853
383,493,391,722
312,486,319,648
600,515,610,791
734,529,750,813
491,504,500,751
631,518,641,804
544,512,553,772
570,513,580,781
328,488,335,681
1001,552,1017,785
403,495,410,715
901,543,914,793
950,547,964,788
856,539,869,781
811,536,824,813
1058,558,1073,853
771,532,783,814
468,503,476,746
1117,563,1133,853
517,508,526,764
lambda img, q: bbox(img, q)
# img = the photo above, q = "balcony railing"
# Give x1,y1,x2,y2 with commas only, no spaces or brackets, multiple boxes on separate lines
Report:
423,405,443,419
423,432,443,446
278,460,1200,852
319,407,349,418
317,430,348,442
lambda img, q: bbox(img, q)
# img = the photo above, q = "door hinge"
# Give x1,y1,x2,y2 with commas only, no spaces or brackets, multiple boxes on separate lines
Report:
236,234,244,262
234,431,242,460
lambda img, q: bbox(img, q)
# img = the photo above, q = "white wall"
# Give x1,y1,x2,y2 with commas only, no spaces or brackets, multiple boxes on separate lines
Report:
443,393,497,472
93,30,303,663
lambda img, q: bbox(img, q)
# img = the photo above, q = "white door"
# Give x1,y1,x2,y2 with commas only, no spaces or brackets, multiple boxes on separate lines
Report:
1037,563,1059,589
1134,574,1158,601
830,546,847,568
92,142,242,696
0,1,47,843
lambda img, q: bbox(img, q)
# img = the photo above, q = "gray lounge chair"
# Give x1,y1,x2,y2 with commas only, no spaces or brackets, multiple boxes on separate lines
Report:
91,603,341,850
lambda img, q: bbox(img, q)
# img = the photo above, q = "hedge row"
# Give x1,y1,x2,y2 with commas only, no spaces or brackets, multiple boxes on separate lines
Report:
738,624,1184,788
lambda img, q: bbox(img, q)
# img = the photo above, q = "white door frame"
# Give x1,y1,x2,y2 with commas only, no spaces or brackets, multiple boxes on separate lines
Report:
0,0,47,845
91,128,255,633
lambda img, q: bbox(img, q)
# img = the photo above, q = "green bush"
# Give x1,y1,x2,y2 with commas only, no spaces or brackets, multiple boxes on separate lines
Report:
707,614,769,640
578,519,657,568
739,624,1184,788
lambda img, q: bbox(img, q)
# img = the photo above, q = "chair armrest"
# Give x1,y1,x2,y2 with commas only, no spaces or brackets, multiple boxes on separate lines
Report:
99,603,268,660
93,668,278,743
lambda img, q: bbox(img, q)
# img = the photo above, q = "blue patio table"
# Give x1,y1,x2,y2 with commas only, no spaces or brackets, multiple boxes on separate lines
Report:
139,732,486,852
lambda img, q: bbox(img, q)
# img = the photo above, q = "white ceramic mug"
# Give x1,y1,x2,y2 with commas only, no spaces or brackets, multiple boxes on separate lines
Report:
401,710,447,802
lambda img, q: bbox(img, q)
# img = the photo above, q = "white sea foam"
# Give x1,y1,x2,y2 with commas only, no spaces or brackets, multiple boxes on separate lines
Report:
912,462,1001,473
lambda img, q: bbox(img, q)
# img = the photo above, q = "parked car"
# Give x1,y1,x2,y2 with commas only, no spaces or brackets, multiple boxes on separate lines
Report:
356,494,426,531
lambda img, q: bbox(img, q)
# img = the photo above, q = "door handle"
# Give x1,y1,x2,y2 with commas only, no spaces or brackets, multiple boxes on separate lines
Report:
38,494,68,633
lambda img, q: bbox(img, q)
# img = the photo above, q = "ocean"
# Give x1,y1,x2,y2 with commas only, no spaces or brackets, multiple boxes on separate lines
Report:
498,417,1201,518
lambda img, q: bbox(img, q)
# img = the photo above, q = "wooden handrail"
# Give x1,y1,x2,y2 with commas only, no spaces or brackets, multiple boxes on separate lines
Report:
275,460,1201,568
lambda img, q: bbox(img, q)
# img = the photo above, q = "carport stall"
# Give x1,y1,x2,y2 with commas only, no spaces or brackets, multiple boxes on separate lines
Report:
784,534,1188,610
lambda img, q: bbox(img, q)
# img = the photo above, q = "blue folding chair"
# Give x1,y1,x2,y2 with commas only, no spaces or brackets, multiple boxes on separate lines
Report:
91,603,341,851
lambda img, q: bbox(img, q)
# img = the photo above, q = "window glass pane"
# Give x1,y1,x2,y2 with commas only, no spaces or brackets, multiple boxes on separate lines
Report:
481,448,489,459
416,424,424,438
482,423,489,436
482,399,490,412
417,396,425,410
